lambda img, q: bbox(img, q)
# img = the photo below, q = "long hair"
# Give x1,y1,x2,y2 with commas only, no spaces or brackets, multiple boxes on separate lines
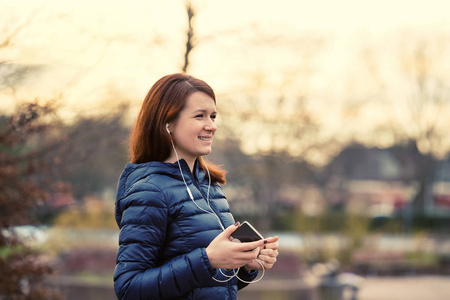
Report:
129,73,226,184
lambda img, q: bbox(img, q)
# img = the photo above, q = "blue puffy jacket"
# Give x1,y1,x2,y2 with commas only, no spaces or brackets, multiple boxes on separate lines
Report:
114,159,258,299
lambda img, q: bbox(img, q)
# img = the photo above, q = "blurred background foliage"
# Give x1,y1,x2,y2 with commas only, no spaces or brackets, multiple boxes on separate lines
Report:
1,0,450,299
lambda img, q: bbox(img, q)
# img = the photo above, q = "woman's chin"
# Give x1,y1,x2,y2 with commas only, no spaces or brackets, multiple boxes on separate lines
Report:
199,148,212,156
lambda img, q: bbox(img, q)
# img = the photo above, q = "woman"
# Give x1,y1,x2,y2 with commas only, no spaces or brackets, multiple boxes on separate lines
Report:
114,73,279,299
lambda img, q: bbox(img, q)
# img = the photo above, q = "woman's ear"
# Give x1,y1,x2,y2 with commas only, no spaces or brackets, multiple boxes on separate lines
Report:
166,123,170,134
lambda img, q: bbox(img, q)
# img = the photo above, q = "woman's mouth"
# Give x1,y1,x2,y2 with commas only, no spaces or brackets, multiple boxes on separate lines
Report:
198,136,211,141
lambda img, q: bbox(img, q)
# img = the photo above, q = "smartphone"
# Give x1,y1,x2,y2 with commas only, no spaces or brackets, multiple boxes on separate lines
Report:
230,221,264,243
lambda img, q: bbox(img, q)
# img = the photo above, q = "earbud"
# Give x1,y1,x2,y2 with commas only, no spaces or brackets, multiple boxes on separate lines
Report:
166,123,170,134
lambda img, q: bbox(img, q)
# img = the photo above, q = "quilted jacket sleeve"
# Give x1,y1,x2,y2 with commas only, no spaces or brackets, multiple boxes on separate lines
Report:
113,182,215,299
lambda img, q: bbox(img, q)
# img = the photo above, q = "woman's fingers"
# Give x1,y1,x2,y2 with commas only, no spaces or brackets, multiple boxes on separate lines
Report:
236,239,267,252
263,236,279,249
256,239,279,270
242,237,280,271
259,248,278,257
265,236,279,244
258,249,278,261
258,252,277,263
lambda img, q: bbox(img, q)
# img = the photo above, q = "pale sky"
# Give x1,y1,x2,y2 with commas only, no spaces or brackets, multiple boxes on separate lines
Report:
1,0,448,87
1,0,450,161
1,0,449,105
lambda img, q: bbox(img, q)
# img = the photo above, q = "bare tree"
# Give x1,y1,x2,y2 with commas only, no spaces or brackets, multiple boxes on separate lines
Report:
359,32,450,219
0,9,43,97
210,30,339,229
175,4,341,228
397,36,450,216
182,0,196,73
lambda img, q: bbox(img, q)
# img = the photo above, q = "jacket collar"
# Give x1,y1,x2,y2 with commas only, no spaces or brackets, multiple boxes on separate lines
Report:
117,158,208,198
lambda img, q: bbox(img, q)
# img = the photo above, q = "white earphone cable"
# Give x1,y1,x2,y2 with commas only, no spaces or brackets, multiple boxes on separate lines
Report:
169,138,224,231
168,136,264,284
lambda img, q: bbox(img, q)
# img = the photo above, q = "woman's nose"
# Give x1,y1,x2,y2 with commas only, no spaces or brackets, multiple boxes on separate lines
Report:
206,119,217,132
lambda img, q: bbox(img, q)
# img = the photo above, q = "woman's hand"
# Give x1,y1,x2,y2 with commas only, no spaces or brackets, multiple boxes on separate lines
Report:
206,223,267,270
244,236,279,271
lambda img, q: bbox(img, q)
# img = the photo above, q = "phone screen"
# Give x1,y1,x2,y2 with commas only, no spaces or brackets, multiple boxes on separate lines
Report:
230,221,264,243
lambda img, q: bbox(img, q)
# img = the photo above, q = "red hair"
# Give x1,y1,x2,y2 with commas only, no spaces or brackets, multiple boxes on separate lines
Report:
129,73,226,184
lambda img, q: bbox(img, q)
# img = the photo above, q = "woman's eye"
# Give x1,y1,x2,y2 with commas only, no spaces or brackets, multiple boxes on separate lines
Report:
195,114,203,118
211,115,217,121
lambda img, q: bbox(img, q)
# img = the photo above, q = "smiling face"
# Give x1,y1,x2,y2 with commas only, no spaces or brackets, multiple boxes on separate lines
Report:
166,91,217,170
